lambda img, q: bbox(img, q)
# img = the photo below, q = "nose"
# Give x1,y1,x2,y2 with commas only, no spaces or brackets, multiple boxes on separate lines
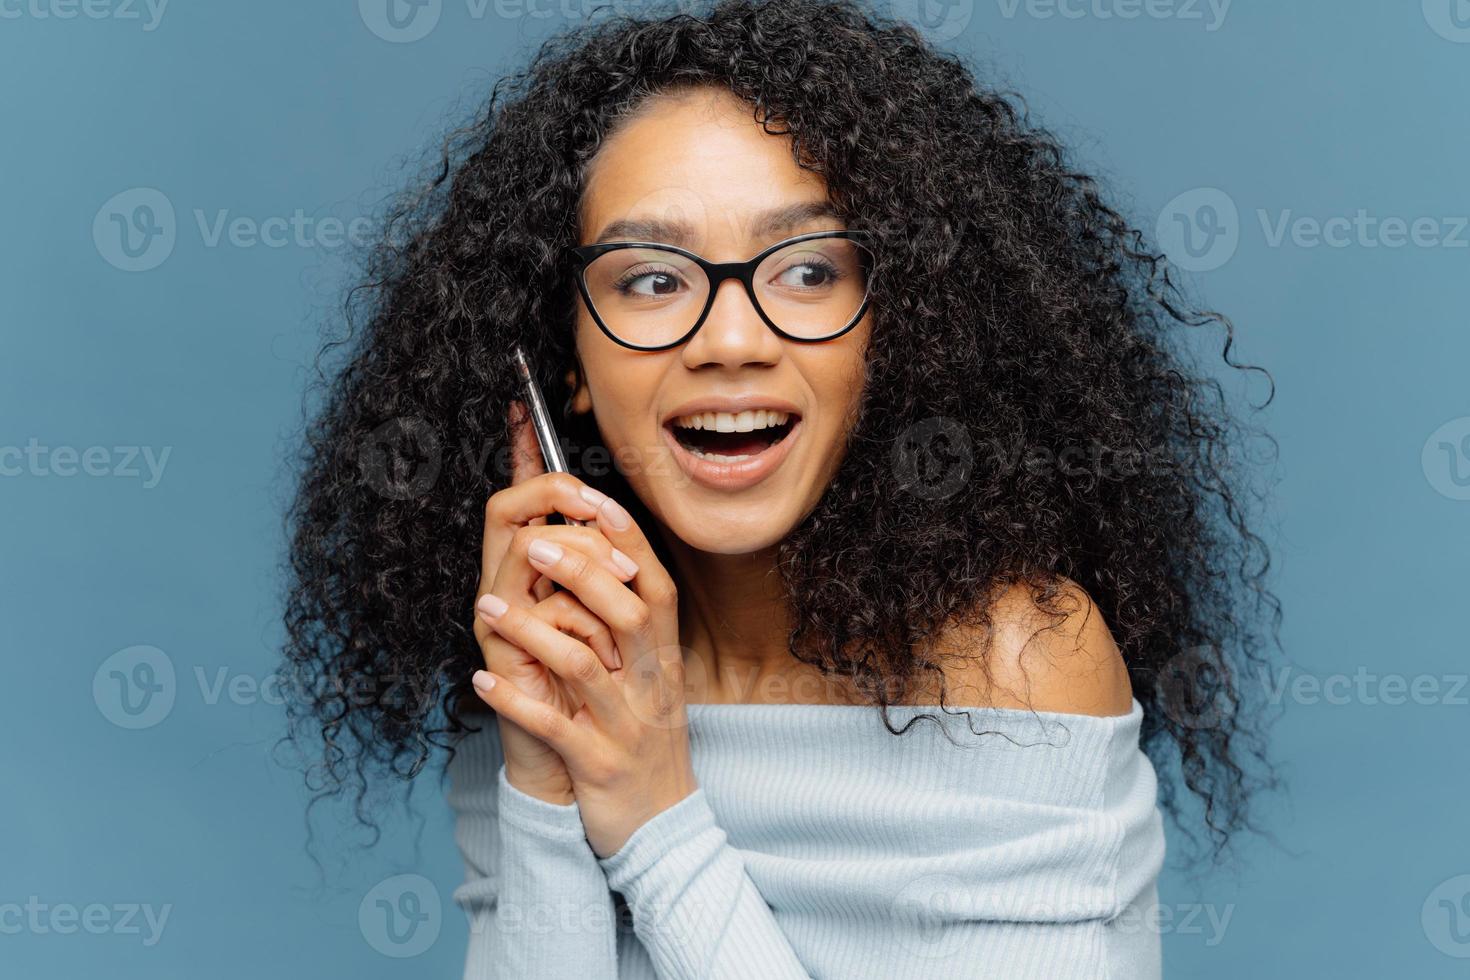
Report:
680,275,783,370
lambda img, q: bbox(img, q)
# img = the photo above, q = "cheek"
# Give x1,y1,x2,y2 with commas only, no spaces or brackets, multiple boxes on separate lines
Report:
813,340,871,427
575,344,665,447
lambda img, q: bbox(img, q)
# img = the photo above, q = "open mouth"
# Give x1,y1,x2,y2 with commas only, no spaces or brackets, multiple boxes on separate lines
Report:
666,411,800,463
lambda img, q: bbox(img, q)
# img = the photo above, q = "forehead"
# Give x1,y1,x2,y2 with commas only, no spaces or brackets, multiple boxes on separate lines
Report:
578,87,836,253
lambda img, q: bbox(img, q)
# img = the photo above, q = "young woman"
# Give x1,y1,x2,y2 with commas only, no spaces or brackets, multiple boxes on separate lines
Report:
282,1,1279,976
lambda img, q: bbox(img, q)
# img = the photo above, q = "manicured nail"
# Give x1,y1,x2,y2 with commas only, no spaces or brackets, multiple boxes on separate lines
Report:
528,539,563,565
579,485,608,509
472,669,496,692
599,497,632,530
477,593,508,619
610,547,639,577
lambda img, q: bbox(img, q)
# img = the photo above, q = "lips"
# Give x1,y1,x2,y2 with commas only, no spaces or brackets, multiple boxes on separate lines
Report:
661,415,802,492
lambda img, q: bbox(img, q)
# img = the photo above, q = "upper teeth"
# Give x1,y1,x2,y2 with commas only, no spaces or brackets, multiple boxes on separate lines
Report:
672,410,791,432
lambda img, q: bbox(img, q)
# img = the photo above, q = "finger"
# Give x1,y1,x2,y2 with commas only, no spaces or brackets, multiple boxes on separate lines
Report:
515,525,639,588
539,494,687,722
538,590,623,672
492,525,639,610
575,487,679,615
482,525,632,664
476,591,627,725
478,588,623,672
474,609,562,698
471,669,587,759
518,535,669,700
475,616,588,724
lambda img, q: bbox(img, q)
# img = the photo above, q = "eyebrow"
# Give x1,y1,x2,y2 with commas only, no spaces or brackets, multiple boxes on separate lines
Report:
591,200,843,248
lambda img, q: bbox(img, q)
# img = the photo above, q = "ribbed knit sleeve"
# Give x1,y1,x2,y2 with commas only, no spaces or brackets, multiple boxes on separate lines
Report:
445,720,619,979
597,786,814,978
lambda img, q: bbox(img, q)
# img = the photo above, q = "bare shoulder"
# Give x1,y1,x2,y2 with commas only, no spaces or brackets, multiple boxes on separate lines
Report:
922,577,1134,717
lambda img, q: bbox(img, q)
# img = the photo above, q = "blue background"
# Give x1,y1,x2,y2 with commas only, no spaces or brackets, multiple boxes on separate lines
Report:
3,0,1468,976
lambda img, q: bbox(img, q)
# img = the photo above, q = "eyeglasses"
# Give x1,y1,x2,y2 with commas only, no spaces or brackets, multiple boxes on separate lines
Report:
565,230,874,352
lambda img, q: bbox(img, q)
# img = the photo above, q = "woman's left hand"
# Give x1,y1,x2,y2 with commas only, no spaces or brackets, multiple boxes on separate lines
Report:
470,489,698,859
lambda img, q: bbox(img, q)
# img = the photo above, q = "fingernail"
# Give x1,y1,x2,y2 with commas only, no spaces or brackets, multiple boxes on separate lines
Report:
613,647,623,670
610,547,639,577
600,497,632,530
579,485,608,509
472,669,497,692
477,593,508,619
528,539,563,565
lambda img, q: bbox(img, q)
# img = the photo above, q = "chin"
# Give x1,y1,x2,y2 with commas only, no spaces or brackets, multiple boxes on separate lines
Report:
654,496,796,556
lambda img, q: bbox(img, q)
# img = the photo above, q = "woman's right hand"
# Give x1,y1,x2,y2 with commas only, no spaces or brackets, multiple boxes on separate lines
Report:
473,399,636,805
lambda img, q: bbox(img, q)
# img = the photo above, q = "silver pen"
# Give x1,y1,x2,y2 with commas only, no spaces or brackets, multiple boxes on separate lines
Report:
510,344,588,526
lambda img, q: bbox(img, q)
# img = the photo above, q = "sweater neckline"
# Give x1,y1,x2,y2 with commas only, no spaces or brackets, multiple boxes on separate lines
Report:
678,697,1146,803
683,696,1144,733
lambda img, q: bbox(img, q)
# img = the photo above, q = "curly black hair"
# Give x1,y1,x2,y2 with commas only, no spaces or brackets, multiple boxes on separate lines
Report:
281,0,1281,862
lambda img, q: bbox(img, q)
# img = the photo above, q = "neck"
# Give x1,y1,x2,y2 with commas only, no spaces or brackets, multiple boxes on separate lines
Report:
659,534,807,704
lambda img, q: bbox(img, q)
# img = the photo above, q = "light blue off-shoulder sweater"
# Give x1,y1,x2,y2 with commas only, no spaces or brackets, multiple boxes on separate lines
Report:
445,698,1166,979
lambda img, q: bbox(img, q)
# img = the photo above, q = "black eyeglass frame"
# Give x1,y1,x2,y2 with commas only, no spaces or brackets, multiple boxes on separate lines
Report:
565,229,875,352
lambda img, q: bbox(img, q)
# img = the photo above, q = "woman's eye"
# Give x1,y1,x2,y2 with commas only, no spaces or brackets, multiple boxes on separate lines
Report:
774,260,838,290
615,267,684,296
